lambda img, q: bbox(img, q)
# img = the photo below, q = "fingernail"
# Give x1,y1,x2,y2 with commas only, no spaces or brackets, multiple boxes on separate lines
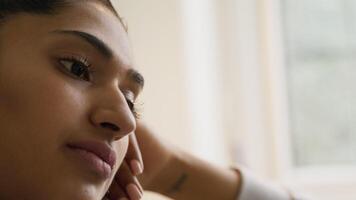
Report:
126,183,143,200
130,160,143,175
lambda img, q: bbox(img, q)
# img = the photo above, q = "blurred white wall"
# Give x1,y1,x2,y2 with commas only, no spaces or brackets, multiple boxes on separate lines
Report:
113,0,189,149
114,0,231,164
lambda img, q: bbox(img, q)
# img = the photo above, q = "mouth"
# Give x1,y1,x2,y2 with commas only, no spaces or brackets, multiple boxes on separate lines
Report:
66,140,117,179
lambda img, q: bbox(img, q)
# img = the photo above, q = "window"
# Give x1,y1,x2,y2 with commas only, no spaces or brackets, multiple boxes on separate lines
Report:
282,0,356,167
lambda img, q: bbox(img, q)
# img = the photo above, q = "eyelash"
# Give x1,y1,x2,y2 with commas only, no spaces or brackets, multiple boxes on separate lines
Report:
58,56,92,81
127,100,142,119
57,56,141,119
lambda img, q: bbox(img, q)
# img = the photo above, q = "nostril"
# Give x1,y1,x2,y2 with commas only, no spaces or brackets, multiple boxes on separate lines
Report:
100,122,120,132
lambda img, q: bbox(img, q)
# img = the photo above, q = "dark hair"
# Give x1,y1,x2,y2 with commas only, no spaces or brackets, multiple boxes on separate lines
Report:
0,0,126,29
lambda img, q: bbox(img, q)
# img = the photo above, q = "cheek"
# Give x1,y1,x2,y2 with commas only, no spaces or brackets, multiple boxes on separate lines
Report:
0,51,88,149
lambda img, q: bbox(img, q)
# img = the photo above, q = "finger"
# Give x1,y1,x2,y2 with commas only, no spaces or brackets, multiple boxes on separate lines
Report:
126,183,143,200
115,161,143,193
107,179,128,200
115,161,144,196
125,133,144,175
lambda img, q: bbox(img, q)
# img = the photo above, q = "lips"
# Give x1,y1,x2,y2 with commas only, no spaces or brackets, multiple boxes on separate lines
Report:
66,140,117,170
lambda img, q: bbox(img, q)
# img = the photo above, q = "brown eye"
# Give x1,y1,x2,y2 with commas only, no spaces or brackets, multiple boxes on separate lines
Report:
126,98,134,111
126,98,140,119
121,89,139,118
59,59,91,81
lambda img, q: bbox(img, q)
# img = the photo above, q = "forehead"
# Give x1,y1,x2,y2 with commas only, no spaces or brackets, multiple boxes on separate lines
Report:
4,1,132,68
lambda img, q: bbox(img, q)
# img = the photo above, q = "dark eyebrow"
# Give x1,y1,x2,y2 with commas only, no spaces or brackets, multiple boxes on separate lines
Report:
51,30,144,90
51,30,113,58
127,69,145,90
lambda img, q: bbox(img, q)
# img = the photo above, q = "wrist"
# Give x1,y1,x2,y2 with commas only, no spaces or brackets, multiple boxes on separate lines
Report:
154,150,242,200
143,146,182,194
151,148,191,197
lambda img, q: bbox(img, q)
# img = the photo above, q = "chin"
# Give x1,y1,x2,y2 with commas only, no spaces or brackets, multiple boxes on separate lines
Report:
45,171,109,200
56,185,105,200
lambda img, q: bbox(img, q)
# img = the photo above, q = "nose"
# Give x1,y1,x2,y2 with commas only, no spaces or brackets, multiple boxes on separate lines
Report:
90,88,136,141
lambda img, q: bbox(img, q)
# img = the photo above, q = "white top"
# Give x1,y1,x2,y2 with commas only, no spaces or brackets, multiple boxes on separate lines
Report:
237,168,310,200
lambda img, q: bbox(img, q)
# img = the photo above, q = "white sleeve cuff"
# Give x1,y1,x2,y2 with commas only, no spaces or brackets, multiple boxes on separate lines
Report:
236,167,292,200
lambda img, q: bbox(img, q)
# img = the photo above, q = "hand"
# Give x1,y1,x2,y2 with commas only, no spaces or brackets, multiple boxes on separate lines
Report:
105,121,178,198
104,133,144,200
134,121,175,191
133,121,241,200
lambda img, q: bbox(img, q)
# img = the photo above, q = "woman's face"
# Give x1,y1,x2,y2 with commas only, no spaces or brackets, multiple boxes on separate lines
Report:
0,2,142,200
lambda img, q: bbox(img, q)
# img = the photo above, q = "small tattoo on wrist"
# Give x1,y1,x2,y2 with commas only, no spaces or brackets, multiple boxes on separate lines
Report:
167,173,188,194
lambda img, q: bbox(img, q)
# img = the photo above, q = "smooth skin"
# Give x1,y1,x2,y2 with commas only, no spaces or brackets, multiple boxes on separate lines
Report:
0,1,143,200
